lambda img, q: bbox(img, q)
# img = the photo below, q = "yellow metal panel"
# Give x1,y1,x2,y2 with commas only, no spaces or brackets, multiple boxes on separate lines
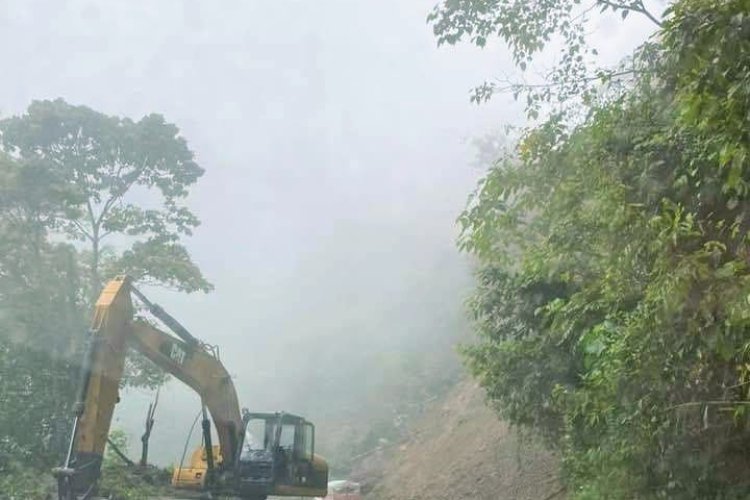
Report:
171,445,222,489
75,276,132,456
130,321,242,463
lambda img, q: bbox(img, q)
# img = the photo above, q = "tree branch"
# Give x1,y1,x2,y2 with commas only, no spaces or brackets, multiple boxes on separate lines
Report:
96,195,118,230
573,1,601,22
96,156,148,229
597,0,663,27
666,400,750,411
71,220,94,242
106,437,135,467
492,68,637,92
597,0,632,10
636,0,664,27
85,199,96,233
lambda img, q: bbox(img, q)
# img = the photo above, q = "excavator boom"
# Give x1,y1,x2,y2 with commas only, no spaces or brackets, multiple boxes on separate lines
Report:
55,276,242,498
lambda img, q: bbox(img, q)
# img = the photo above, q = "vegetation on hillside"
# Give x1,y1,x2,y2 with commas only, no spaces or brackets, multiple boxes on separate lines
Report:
437,0,750,497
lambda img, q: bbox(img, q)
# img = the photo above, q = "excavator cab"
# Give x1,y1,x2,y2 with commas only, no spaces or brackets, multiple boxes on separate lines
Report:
237,411,328,499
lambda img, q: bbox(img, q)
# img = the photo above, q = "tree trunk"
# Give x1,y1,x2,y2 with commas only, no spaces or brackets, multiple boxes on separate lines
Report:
90,229,100,305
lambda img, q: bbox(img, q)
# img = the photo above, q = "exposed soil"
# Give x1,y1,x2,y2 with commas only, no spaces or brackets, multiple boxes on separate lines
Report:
354,380,564,500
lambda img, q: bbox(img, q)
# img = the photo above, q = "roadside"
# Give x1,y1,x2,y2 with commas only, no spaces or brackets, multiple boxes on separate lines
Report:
353,380,564,500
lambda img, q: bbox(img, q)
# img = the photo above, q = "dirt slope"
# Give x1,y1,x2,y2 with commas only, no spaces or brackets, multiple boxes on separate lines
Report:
358,380,564,500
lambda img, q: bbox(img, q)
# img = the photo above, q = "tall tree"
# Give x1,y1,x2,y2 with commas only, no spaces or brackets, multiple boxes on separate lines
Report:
0,99,212,301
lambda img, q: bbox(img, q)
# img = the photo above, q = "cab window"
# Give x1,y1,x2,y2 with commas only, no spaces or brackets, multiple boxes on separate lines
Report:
279,423,295,450
294,422,314,461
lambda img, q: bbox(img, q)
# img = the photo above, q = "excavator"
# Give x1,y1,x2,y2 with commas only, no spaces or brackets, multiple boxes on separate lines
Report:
53,275,328,499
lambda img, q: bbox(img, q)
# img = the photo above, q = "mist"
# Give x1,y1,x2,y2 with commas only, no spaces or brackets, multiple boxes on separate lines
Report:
0,0,657,473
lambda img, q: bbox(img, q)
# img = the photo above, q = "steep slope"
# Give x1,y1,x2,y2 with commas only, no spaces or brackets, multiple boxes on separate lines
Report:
359,380,565,500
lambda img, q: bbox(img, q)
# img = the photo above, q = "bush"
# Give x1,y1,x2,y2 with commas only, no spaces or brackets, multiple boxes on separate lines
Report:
459,1,750,497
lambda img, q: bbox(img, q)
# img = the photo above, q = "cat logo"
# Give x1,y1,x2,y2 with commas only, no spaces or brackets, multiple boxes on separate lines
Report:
169,342,187,365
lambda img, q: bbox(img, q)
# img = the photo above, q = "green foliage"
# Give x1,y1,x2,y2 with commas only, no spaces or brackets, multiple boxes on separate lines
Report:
428,0,664,114
0,99,212,389
0,154,84,467
0,460,55,500
0,344,76,465
99,429,170,499
456,0,750,497
0,155,84,497
0,98,212,298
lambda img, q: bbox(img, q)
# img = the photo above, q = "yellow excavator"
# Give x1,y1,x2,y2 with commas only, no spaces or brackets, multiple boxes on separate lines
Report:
53,275,328,500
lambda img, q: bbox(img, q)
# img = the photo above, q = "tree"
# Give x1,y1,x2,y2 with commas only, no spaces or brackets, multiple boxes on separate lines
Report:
0,99,216,494
427,0,667,115
452,0,750,497
0,152,84,354
0,99,212,301
0,100,213,388
0,154,85,498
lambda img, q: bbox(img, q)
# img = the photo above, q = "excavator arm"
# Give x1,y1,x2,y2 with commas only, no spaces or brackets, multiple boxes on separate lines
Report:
55,276,242,499
130,321,241,470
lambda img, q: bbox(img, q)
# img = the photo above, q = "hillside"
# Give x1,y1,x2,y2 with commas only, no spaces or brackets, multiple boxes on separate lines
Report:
355,380,564,500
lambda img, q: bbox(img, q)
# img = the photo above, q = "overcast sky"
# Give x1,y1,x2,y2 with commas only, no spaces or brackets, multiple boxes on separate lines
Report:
0,0,660,465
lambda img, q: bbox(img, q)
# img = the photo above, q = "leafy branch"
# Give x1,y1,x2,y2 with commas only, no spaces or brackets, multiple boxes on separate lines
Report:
597,0,664,26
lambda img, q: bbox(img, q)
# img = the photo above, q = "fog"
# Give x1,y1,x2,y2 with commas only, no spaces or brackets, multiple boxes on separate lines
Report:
0,0,658,468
